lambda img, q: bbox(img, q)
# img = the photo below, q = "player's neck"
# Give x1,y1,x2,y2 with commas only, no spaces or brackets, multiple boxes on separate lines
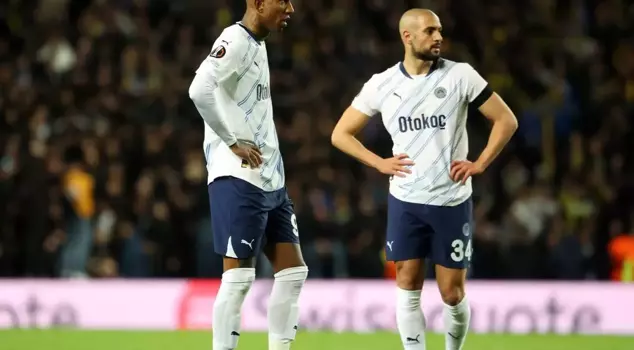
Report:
241,12,269,41
402,56,435,76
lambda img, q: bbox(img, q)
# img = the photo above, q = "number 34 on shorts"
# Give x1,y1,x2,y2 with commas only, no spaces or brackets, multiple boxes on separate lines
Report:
450,238,473,262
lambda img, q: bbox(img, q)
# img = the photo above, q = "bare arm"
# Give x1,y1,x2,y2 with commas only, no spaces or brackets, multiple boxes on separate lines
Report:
332,107,413,177
451,64,519,183
474,92,518,169
450,91,518,184
331,106,384,168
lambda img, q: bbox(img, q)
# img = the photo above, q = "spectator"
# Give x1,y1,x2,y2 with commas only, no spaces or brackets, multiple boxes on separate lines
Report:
58,145,95,277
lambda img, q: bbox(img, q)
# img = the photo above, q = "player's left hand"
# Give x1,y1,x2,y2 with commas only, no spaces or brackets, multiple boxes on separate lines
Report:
450,160,485,185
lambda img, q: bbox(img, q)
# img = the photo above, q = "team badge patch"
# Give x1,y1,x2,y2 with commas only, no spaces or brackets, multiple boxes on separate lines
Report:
210,45,226,58
462,223,470,236
434,87,447,99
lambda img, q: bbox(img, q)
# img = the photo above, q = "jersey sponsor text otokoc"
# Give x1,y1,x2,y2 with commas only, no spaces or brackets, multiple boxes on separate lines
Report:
351,59,492,206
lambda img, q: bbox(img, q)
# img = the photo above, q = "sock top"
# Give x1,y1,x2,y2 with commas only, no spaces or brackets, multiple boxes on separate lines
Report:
274,265,309,280
222,267,256,283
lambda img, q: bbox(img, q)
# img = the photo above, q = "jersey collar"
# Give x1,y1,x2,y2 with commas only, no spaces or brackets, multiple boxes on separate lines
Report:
237,22,269,43
399,58,440,79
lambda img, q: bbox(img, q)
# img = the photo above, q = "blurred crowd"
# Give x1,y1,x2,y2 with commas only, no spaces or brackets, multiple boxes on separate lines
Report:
0,0,633,280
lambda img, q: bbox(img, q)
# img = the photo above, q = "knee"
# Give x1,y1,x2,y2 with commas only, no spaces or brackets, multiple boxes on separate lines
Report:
396,264,424,290
274,265,308,283
438,283,465,306
269,266,308,309
397,275,421,291
221,267,256,293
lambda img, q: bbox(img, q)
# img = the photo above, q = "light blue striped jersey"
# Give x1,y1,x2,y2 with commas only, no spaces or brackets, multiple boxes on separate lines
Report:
351,59,491,206
195,23,284,191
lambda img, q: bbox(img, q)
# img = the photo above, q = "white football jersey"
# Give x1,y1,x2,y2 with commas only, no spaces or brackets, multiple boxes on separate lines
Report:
352,59,491,206
191,22,284,191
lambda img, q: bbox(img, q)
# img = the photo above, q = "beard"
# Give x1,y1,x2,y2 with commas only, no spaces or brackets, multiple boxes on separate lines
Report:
413,48,440,61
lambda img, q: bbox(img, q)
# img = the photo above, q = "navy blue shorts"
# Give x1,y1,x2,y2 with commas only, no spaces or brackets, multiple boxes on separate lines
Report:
385,194,473,269
208,176,300,259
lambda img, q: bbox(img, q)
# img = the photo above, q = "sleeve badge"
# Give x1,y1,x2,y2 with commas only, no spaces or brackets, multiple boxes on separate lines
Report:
210,45,226,58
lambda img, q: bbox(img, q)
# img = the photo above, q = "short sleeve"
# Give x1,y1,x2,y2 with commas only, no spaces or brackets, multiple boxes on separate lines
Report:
196,30,246,84
351,76,381,117
462,63,493,108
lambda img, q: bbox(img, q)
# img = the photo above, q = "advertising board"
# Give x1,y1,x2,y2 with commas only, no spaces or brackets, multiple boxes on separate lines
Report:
1,280,632,334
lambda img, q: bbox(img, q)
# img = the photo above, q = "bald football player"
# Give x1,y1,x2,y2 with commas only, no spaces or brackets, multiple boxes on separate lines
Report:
332,9,517,350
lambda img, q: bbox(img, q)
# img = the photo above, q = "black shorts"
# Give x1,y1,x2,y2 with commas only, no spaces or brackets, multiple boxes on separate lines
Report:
385,194,473,269
208,176,300,259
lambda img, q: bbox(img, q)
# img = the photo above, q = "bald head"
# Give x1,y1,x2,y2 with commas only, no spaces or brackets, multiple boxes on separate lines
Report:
399,9,439,34
399,9,443,61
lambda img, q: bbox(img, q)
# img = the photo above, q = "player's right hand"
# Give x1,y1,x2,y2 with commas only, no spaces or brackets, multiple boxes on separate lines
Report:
375,153,414,178
230,142,263,168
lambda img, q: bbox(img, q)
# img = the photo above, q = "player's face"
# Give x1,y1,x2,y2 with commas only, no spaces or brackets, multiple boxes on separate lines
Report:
259,0,295,32
408,17,443,61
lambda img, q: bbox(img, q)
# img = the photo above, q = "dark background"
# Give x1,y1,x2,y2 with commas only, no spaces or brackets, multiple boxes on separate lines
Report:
0,0,632,280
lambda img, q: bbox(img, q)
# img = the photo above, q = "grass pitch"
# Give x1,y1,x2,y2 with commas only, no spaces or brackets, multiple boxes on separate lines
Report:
0,330,632,349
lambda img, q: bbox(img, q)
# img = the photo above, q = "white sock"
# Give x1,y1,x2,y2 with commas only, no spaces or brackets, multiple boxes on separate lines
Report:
212,268,255,350
268,266,308,350
396,288,426,349
443,295,471,350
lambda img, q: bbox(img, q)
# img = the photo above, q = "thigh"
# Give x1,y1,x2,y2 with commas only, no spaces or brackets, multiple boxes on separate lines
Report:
209,177,267,260
265,191,300,245
428,197,474,270
386,194,432,262
263,191,305,272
